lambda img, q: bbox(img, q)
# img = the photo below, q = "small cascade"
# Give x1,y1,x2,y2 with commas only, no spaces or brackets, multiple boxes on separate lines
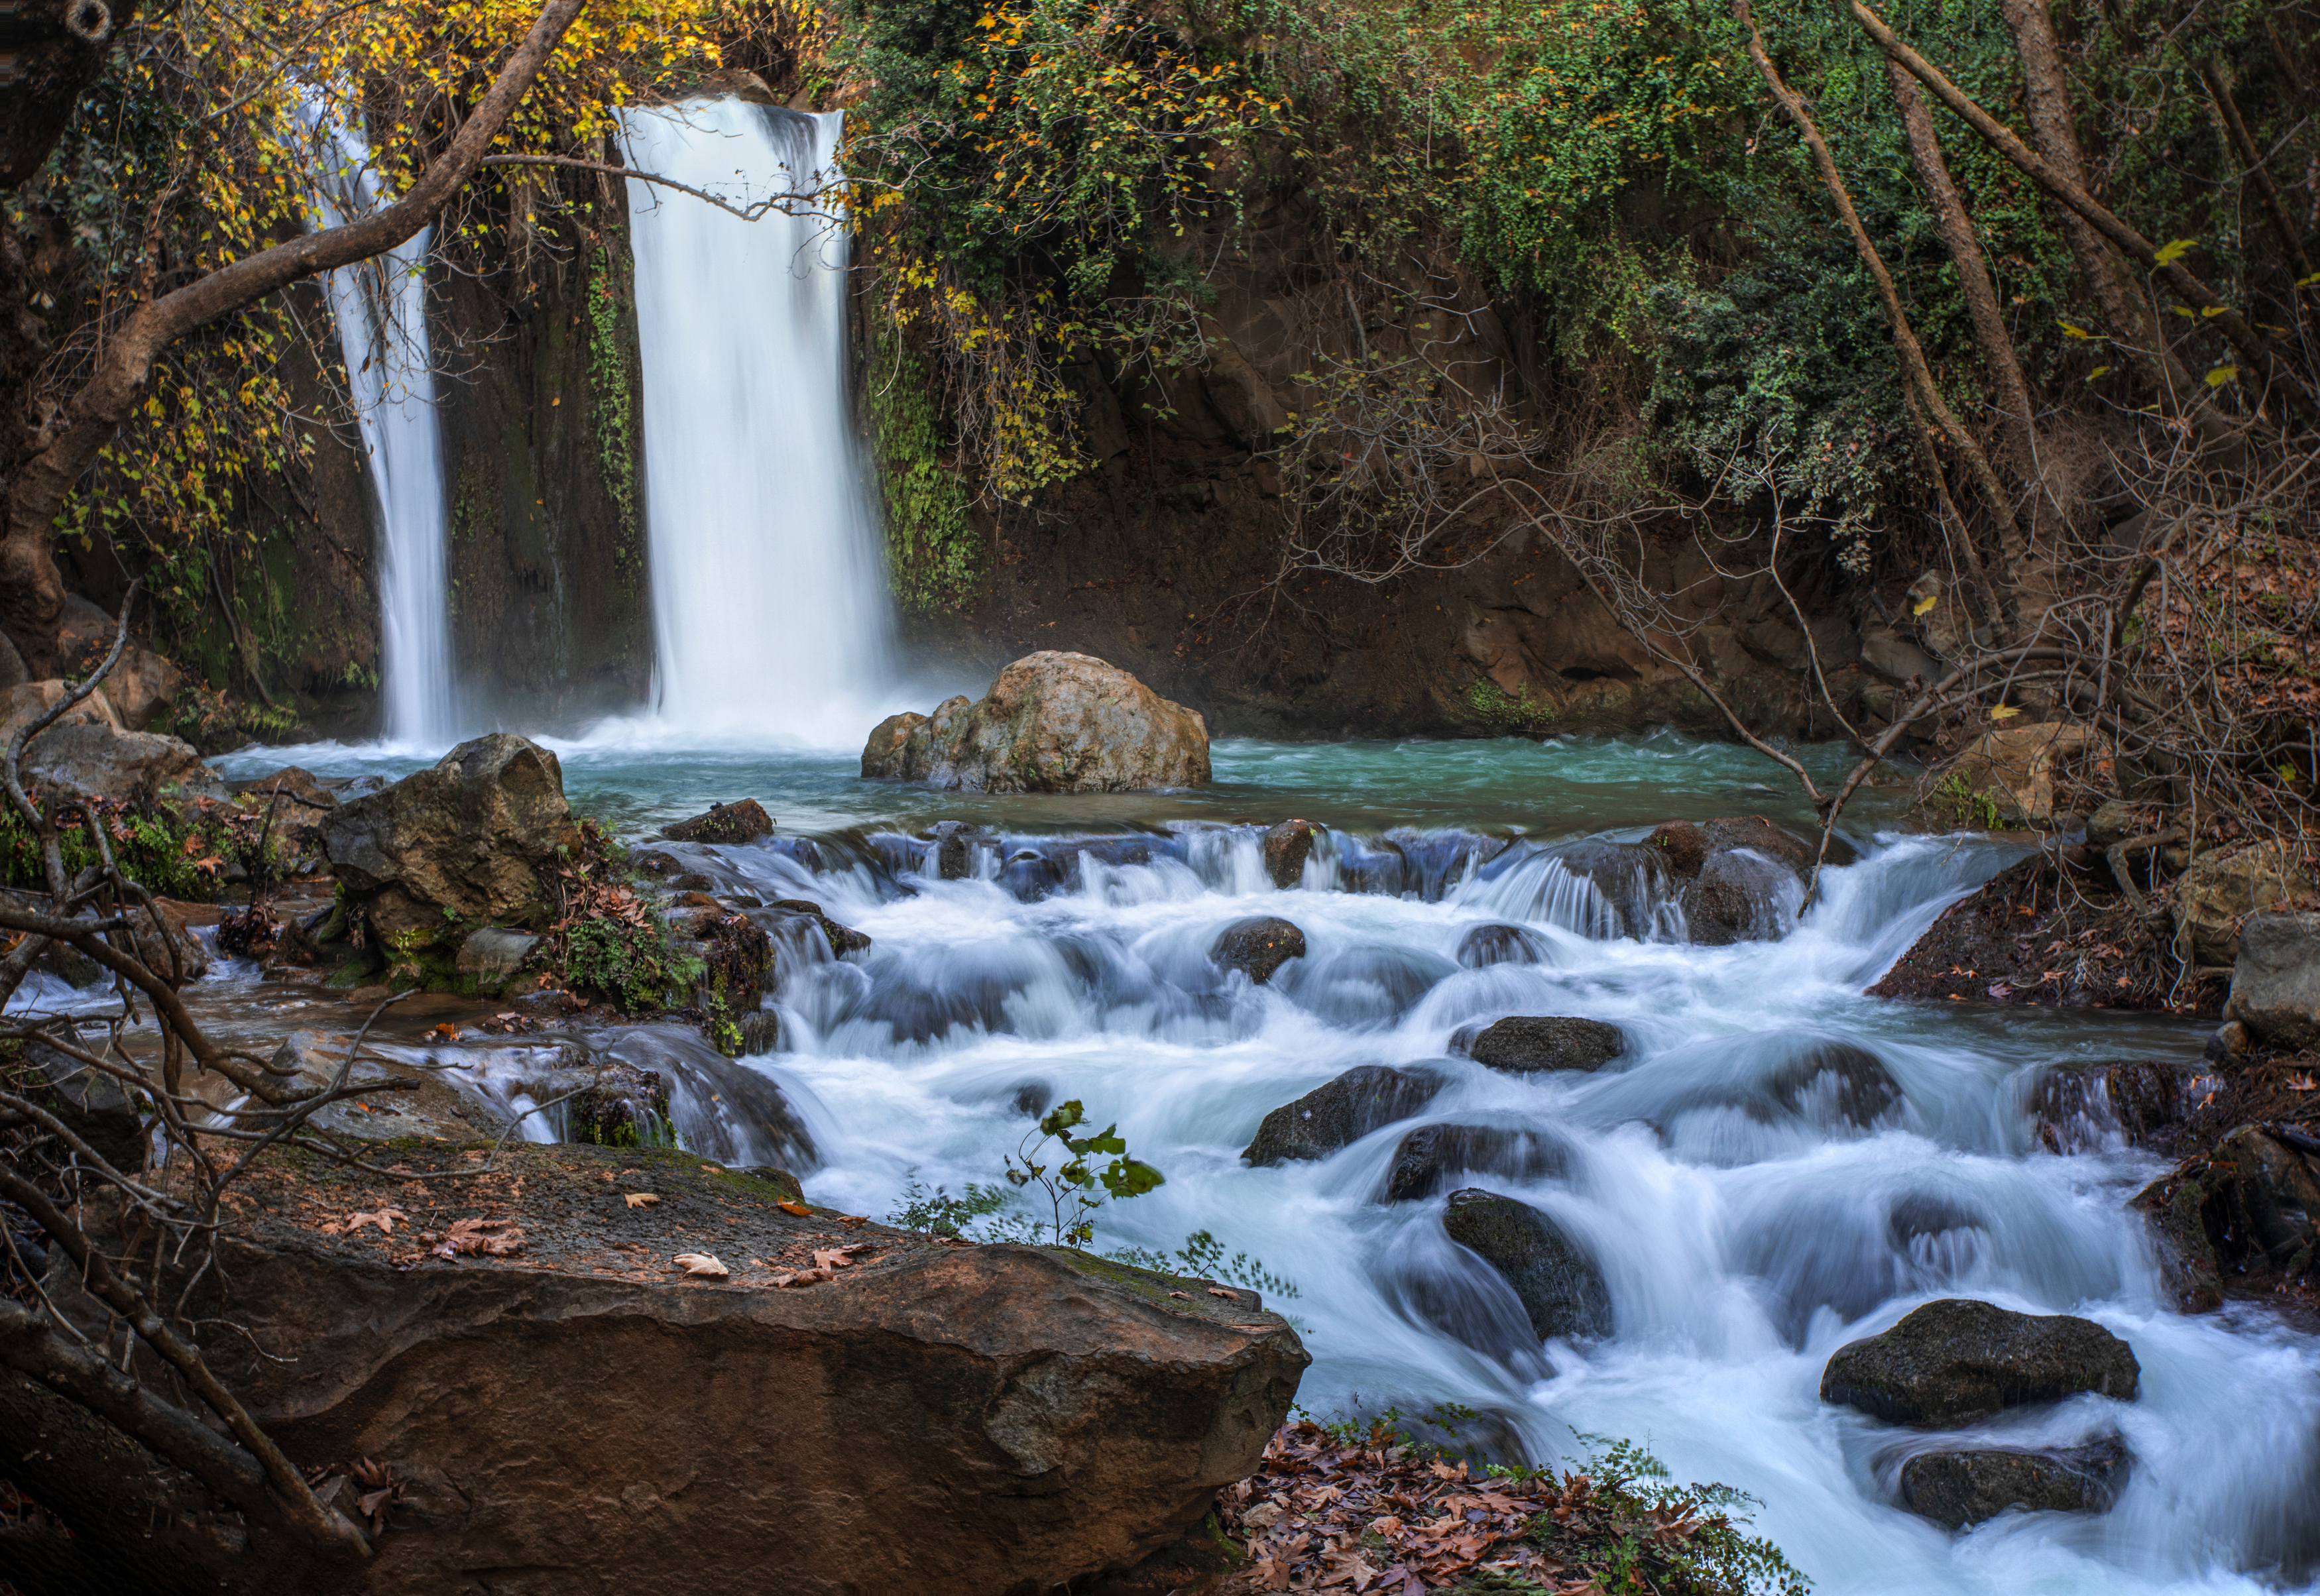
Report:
300,106,455,746
621,100,896,744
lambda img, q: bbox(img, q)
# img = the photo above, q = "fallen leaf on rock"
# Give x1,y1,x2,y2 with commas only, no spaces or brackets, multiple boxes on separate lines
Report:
433,1217,524,1258
2289,1074,2317,1092
775,1200,811,1216
811,1245,868,1271
624,1192,660,1209
1169,1290,1192,1300
1206,1287,1240,1301
674,1252,730,1278
340,1208,408,1236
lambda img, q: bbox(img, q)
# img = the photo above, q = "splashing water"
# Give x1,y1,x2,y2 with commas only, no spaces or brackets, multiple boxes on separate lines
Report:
617,101,898,748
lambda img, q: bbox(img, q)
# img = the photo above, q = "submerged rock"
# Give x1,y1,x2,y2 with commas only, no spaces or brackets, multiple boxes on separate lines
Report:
1897,1436,2130,1529
1211,916,1306,984
1454,1015,1625,1074
860,652,1210,793
761,899,872,958
1455,923,1550,968
663,798,774,845
1263,819,1320,889
1242,1064,1446,1166
1440,1187,1612,1341
567,1062,671,1147
924,819,985,880
2225,911,2320,1049
1820,1299,2140,1424
323,733,579,952
1765,1041,1904,1126
2030,1059,2205,1155
1383,1123,1569,1202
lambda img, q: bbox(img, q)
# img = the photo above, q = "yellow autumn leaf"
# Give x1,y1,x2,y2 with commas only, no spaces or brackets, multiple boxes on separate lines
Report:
1989,704,2020,720
1912,593,1939,616
2207,365,2238,388
2088,366,2111,379
2058,320,2095,340
2154,238,2197,266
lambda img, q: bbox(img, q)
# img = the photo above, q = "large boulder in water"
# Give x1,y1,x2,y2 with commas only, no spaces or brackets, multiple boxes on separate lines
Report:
860,652,1210,793
322,733,579,953
40,1143,1307,1596
1819,1299,2140,1424
1242,1064,1444,1165
1897,1436,2130,1530
1452,1015,1625,1074
1263,819,1320,888
1440,1187,1611,1341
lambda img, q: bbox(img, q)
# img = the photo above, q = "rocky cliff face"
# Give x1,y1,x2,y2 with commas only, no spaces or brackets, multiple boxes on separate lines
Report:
434,178,654,728
889,188,1869,742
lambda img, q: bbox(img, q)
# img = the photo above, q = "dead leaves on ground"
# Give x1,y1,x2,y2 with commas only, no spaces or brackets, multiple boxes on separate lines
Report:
323,1207,407,1236
673,1252,730,1278
770,1242,870,1288
307,1457,404,1535
430,1217,526,1259
1218,1421,1717,1595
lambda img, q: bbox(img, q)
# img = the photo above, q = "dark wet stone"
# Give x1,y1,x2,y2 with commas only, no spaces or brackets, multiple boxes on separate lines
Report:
766,899,872,957
925,820,983,881
2031,1060,2201,1155
1767,1042,1903,1126
1210,916,1307,985
1887,1193,1989,1250
1264,819,1320,889
1456,923,1550,968
1285,944,1454,1025
2132,1122,2320,1310
1454,1016,1625,1074
1242,1064,1445,1166
1002,848,1067,902
1683,848,1801,945
1383,1123,1569,1202
664,799,774,845
736,1009,781,1056
1820,1298,2140,1425
1012,1081,1053,1118
1898,1436,2130,1529
1440,1187,1611,1341
567,1064,670,1148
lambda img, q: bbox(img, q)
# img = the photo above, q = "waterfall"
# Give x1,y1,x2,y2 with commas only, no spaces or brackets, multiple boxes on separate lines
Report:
620,100,896,746
301,107,455,748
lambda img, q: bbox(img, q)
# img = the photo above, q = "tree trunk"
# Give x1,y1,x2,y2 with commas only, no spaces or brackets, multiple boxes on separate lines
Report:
1886,61,2044,494
1997,0,2196,400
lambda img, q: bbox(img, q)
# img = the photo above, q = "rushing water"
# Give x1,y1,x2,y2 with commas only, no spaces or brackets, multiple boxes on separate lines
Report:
619,101,898,744
298,103,455,748
191,732,2320,1593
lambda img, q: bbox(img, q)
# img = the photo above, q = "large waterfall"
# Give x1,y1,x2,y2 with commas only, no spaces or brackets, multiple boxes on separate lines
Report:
302,109,455,748
621,101,896,746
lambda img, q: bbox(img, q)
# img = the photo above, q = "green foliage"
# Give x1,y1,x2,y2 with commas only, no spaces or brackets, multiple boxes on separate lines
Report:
0,791,306,902
1003,1098,1165,1246
587,244,644,575
558,915,704,1011
1106,1228,1303,1298
1466,679,1556,733
1932,771,2003,830
867,303,982,609
1538,1435,1811,1596
888,1170,1017,1236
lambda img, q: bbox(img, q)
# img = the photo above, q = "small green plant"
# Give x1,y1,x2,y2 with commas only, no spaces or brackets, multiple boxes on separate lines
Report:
1108,1229,1302,1300
1932,771,2004,830
887,1172,1018,1238
1003,1100,1164,1247
1467,679,1557,734
558,915,703,1013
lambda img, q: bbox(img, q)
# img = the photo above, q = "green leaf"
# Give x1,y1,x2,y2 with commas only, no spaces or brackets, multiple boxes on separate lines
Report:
2057,320,2095,340
2153,238,2197,266
1099,1158,1166,1198
1038,1100,1087,1137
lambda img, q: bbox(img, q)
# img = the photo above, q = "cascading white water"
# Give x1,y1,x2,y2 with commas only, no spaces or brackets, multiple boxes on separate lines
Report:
301,108,455,748
612,815,2320,1596
620,101,896,745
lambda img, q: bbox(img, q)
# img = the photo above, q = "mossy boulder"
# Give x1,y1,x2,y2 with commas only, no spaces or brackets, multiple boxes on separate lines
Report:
322,733,579,952
1820,1299,2140,1425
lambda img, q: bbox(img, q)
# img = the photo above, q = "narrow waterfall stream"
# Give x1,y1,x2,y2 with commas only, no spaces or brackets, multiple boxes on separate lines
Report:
620,101,898,744
300,109,455,748
192,736,2320,1595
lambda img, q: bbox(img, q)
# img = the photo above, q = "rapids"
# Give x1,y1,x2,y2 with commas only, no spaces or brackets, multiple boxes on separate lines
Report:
127,736,2320,1589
